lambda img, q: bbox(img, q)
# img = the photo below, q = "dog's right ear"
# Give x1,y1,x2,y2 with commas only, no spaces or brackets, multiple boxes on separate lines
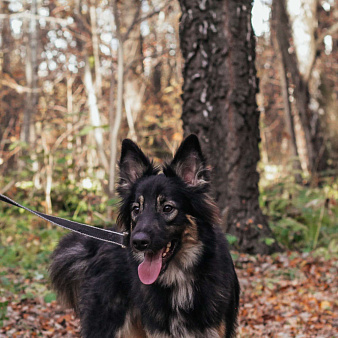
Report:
166,134,210,187
118,139,152,196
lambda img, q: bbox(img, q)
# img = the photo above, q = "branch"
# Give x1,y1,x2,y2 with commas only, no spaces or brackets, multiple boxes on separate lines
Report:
0,12,71,25
0,180,16,195
316,22,338,50
1,79,41,94
123,49,169,75
51,120,84,153
307,22,338,82
122,0,172,42
122,2,141,42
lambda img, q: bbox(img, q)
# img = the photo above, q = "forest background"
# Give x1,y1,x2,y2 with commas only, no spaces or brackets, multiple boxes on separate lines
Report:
0,0,337,336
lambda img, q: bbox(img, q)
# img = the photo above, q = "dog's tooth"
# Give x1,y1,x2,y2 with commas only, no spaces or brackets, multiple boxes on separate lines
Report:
167,242,171,249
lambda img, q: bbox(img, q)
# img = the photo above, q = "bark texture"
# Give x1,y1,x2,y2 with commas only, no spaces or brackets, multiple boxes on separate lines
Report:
178,0,281,254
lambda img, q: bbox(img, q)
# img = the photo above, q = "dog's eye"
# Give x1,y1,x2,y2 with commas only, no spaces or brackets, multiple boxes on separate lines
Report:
132,206,140,214
163,205,174,213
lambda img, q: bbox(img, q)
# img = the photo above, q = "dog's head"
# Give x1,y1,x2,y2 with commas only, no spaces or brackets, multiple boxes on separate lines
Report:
117,135,218,285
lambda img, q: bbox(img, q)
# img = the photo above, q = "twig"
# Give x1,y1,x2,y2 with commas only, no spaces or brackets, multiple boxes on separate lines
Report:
93,211,110,223
0,180,16,195
51,120,84,153
316,22,338,51
0,12,70,25
1,80,41,94
135,1,172,26
122,2,141,41
313,198,326,250
163,135,175,156
122,0,172,41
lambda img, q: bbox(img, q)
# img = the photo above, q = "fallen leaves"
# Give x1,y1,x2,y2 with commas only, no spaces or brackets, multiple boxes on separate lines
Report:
0,297,80,337
1,252,337,337
236,251,338,337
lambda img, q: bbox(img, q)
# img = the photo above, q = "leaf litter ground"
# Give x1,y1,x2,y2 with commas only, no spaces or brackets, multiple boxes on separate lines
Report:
1,252,337,337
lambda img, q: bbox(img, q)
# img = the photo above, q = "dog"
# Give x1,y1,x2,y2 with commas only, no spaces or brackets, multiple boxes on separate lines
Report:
50,134,240,337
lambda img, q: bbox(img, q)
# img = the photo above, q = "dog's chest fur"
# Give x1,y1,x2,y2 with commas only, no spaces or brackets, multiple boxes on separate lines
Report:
118,275,223,338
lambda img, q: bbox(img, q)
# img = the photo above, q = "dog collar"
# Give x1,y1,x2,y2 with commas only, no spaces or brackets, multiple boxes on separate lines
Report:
0,193,129,248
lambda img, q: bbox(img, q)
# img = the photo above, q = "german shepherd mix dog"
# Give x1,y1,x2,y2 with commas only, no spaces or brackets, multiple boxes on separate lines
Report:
50,135,240,338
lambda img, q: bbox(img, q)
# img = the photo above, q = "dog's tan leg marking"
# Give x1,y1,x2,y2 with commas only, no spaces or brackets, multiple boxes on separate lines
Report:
217,321,226,337
127,320,147,338
117,311,147,338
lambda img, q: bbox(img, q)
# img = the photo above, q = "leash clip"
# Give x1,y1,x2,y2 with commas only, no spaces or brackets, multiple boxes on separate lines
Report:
121,231,130,249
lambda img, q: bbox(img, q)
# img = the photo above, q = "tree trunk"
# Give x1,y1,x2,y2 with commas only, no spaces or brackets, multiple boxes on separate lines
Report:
0,1,11,74
122,0,145,128
278,56,304,182
84,56,109,172
271,4,303,183
108,42,123,199
178,0,281,254
21,0,38,146
276,0,327,175
89,0,102,99
286,0,318,84
108,0,124,212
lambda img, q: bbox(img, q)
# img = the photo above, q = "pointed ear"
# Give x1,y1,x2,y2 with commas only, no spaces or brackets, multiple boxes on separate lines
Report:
169,134,210,186
118,139,152,195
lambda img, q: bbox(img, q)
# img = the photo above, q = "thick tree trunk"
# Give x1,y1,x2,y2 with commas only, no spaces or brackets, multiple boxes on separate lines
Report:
178,0,281,254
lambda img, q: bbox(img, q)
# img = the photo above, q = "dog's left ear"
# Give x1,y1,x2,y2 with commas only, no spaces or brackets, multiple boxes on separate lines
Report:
169,134,210,186
118,139,152,195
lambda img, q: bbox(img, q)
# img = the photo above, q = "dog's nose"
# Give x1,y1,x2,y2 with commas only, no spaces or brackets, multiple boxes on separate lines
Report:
132,232,151,251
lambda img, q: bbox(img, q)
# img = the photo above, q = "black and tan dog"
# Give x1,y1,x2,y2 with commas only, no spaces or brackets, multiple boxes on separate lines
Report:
50,135,240,337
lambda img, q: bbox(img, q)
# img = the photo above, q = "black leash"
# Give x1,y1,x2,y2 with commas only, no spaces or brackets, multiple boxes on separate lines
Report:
0,193,128,248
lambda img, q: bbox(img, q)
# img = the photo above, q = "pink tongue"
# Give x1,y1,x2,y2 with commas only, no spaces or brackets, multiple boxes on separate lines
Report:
138,249,164,285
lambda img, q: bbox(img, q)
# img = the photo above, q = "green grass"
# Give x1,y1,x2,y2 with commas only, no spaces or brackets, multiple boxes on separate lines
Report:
0,212,64,300
260,177,338,253
0,187,119,300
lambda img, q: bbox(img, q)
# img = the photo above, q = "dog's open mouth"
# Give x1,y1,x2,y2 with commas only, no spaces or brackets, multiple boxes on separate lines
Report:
138,240,177,285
